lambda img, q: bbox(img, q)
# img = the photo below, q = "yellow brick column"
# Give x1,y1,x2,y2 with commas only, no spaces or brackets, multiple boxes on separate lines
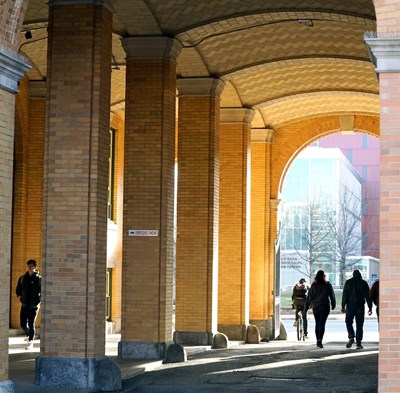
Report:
218,108,254,340
175,78,224,345
119,37,181,359
0,48,30,392
365,36,400,393
36,2,119,390
11,80,46,330
249,128,279,340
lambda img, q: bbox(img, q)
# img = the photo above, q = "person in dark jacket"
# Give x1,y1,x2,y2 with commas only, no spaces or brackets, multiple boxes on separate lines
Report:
370,279,379,322
341,269,372,349
16,259,42,350
292,278,309,337
305,270,336,348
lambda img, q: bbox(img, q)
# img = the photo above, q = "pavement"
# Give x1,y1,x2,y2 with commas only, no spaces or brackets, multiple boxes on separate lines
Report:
8,314,379,393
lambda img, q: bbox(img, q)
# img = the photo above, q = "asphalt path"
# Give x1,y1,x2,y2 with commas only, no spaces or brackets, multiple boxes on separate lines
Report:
122,317,379,393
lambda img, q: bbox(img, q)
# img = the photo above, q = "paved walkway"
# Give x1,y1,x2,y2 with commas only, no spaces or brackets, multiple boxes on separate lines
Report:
8,314,379,393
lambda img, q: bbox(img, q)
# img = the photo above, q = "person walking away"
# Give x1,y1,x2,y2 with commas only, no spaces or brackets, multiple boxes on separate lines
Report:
16,259,42,350
305,270,336,348
341,269,372,349
370,279,379,322
292,278,309,338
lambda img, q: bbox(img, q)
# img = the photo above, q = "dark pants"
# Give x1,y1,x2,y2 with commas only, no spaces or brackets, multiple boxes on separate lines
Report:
20,306,39,341
313,305,330,341
345,305,365,344
295,304,308,335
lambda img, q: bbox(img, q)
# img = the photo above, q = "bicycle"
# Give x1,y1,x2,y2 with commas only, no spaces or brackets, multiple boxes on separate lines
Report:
296,310,305,341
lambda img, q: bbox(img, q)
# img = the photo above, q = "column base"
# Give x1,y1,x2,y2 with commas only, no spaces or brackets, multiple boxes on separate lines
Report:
35,355,121,391
217,324,247,341
173,331,214,346
0,380,14,393
250,319,275,340
118,341,168,359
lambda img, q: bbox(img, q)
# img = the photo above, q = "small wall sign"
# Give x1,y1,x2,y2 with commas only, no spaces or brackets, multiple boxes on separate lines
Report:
128,229,159,237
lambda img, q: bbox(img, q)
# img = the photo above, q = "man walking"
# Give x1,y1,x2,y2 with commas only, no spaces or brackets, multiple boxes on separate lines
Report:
16,259,42,350
341,269,372,349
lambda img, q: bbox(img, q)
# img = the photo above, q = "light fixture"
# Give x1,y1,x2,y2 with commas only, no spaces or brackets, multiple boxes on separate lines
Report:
25,30,32,39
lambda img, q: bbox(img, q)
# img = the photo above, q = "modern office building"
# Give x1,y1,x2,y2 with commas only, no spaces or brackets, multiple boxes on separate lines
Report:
317,133,380,259
280,146,362,288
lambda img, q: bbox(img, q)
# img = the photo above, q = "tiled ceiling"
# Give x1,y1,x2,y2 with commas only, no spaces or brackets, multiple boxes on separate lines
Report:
21,0,378,129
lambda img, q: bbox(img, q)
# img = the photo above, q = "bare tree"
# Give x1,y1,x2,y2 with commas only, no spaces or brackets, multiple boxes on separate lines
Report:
324,187,365,286
281,193,332,282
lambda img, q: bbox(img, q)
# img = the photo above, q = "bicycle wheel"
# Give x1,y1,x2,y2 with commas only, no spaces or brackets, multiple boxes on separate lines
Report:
297,317,302,341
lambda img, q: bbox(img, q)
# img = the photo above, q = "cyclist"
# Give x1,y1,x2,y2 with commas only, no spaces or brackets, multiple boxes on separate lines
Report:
292,277,309,338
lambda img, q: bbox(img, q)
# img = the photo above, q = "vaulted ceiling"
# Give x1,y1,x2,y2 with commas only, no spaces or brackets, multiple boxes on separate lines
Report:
20,0,378,129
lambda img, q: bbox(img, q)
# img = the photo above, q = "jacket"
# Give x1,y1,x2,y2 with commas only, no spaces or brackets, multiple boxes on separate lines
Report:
16,270,41,308
305,281,336,311
342,274,372,310
292,283,308,306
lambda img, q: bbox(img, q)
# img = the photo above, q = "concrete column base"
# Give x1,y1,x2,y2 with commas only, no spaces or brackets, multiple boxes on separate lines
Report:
217,324,247,341
250,319,275,340
35,356,121,391
0,380,14,393
118,341,168,359
173,331,214,346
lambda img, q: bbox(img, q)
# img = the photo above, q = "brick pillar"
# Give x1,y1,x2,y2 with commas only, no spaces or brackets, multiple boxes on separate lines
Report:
36,2,120,390
11,80,46,330
217,108,253,340
119,37,181,359
249,128,278,340
365,37,400,393
175,78,224,345
0,49,30,391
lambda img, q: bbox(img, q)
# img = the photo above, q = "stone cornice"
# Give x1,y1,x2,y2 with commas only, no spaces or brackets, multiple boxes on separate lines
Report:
122,37,182,64
48,0,114,12
176,78,225,98
364,37,400,73
220,108,255,124
0,48,31,94
251,128,275,143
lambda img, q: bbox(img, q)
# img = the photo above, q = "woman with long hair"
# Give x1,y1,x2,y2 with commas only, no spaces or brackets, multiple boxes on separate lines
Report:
305,270,336,348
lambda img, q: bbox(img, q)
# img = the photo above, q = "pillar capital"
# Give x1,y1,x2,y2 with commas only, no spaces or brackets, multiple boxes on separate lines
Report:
122,37,182,64
0,48,30,93
365,36,400,73
48,0,114,12
251,128,274,143
177,78,225,98
269,198,281,211
220,108,254,124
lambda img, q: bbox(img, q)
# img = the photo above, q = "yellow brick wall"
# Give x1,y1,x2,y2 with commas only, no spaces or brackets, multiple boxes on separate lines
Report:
176,95,220,333
218,122,250,326
0,85,16,382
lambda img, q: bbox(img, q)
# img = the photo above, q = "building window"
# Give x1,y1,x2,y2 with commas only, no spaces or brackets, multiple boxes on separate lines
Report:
106,268,112,321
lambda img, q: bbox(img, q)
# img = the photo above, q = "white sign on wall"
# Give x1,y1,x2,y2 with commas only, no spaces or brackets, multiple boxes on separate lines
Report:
128,230,159,237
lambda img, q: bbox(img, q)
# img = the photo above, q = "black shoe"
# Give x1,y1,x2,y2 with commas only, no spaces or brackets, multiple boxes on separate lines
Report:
346,338,354,348
356,343,363,349
317,340,323,348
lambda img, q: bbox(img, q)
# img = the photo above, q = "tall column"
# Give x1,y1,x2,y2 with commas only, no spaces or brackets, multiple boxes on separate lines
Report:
175,78,224,345
119,37,181,359
365,37,400,393
218,108,253,340
249,128,277,340
0,48,30,393
37,1,119,390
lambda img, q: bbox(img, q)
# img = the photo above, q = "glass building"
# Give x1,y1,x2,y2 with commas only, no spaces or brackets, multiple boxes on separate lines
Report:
280,146,362,289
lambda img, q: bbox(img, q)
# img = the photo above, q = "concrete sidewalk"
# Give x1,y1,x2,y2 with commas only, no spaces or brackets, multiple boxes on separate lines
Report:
8,315,379,393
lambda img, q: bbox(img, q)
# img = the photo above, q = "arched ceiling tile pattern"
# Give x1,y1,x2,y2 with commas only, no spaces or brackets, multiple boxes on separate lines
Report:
259,92,379,128
183,18,375,77
226,59,378,107
143,0,375,34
